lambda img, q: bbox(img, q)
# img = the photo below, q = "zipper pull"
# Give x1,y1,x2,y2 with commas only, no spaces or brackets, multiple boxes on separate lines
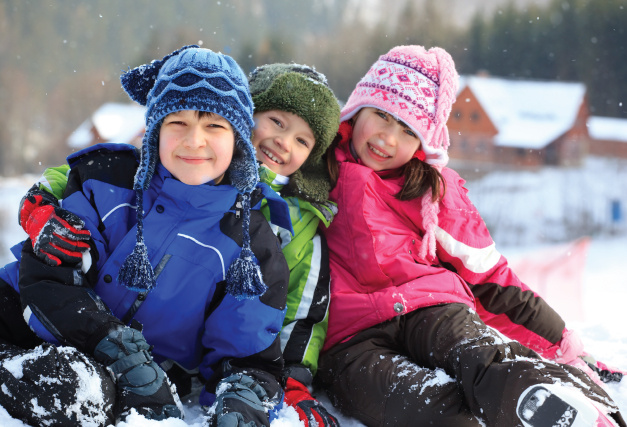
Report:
235,201,242,219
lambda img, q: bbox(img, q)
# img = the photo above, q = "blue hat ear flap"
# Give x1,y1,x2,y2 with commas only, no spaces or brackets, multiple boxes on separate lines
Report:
120,44,200,106
117,188,156,292
229,134,260,194
226,193,267,300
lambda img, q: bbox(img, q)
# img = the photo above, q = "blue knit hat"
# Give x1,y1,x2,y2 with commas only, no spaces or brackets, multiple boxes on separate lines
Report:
117,45,266,299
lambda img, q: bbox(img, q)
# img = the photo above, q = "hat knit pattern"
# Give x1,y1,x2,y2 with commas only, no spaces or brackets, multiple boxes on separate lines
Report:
340,45,459,261
249,63,340,203
117,45,265,299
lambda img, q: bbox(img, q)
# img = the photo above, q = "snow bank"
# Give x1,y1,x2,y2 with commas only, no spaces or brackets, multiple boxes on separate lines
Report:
1,163,626,426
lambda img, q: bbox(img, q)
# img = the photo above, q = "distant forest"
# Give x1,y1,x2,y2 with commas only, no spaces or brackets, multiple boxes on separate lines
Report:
1,0,625,175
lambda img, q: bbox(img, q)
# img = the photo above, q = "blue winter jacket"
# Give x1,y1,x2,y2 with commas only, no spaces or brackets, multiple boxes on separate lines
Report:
12,144,291,406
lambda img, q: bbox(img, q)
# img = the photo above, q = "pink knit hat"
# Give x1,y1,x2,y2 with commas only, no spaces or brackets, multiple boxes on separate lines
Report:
341,45,460,260
341,45,459,169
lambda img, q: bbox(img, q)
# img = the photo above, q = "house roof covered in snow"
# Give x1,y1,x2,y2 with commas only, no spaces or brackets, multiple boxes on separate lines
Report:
587,116,627,143
458,76,587,150
68,102,146,148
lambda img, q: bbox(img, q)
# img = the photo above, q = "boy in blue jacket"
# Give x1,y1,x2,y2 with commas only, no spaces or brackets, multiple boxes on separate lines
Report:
0,45,291,427
2,62,344,427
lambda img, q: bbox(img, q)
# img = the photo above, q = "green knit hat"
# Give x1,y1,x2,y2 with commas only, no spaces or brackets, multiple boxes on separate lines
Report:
249,63,340,203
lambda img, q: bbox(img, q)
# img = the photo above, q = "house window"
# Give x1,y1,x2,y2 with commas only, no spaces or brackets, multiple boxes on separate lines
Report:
453,110,462,120
470,111,480,122
476,139,488,153
460,138,468,153
516,148,526,157
545,145,558,165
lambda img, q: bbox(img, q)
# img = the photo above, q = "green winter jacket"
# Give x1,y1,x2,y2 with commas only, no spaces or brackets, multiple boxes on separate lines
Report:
259,166,335,377
37,164,71,199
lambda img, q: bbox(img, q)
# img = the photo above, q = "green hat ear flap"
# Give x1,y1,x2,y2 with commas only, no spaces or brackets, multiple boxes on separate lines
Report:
120,44,199,106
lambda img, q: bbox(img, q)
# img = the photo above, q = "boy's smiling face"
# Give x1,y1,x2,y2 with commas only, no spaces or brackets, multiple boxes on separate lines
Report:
159,110,235,185
252,110,315,177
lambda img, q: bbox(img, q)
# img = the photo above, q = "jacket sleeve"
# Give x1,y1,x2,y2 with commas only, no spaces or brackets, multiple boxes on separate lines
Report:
18,240,124,353
17,148,137,354
200,196,290,406
37,164,71,199
434,168,565,358
280,222,330,379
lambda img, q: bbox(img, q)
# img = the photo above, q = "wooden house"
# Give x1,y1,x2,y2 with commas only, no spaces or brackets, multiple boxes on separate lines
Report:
447,76,590,174
587,116,627,159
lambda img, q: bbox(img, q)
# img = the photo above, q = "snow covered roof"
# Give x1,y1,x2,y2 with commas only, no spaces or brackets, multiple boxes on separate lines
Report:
587,116,627,143
68,102,146,148
458,76,587,149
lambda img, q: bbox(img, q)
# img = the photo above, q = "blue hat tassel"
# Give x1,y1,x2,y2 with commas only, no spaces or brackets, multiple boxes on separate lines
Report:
118,189,156,292
226,193,267,300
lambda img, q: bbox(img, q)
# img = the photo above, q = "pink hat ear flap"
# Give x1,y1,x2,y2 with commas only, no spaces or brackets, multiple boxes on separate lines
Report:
419,189,440,261
428,47,459,151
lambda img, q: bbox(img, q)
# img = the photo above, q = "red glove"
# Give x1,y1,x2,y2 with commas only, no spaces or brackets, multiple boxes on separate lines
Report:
284,377,339,427
19,187,91,266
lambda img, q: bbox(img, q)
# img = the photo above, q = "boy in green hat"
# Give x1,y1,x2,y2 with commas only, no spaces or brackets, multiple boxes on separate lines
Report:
9,62,342,426
248,63,340,426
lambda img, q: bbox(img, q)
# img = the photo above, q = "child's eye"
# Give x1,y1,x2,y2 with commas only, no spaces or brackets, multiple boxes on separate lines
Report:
207,123,225,129
376,111,388,120
297,138,310,148
270,117,284,128
405,129,417,138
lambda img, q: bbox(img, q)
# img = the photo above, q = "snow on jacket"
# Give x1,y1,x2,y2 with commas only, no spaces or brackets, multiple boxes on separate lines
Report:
16,143,291,406
322,142,566,358
259,166,335,377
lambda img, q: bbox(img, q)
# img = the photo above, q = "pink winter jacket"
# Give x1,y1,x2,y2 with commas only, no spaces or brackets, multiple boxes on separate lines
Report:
322,144,566,358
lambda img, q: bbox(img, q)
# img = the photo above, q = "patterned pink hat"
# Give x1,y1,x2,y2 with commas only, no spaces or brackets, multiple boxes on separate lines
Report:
342,45,459,260
341,45,459,169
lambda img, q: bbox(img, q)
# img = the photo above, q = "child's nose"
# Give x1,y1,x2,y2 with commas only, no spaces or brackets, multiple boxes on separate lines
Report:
186,126,206,147
274,136,290,152
380,130,397,147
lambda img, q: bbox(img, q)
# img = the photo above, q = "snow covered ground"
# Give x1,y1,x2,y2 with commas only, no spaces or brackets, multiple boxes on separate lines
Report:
1,166,626,426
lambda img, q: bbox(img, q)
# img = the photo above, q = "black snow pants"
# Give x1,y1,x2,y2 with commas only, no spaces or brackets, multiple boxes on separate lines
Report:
318,302,619,427
0,277,116,427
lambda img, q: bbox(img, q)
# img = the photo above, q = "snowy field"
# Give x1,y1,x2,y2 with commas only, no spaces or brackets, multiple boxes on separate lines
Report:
1,169,626,426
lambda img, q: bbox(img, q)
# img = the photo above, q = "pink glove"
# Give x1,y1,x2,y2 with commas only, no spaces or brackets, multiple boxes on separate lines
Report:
554,329,584,364
555,329,604,387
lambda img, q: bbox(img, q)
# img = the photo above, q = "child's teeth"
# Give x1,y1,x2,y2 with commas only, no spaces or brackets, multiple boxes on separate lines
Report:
369,144,389,157
262,147,283,164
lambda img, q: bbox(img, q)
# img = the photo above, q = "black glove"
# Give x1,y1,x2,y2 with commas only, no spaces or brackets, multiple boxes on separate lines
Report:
581,354,624,383
210,369,282,427
19,184,91,266
94,326,182,421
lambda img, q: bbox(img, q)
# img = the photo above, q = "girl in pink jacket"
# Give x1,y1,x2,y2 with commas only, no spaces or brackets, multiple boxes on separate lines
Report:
317,45,625,427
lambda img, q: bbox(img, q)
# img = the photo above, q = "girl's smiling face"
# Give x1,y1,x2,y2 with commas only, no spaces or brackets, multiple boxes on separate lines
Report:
252,110,315,177
350,107,421,172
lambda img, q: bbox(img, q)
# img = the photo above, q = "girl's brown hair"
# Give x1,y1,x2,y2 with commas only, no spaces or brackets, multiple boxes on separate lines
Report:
326,121,445,203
